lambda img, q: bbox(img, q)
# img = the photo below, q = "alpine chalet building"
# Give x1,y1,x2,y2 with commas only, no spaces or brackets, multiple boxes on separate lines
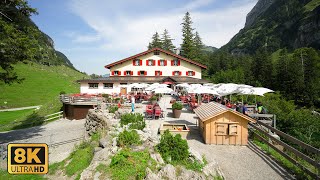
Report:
78,48,208,94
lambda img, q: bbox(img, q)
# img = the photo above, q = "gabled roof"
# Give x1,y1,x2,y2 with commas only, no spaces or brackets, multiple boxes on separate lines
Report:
104,48,207,69
194,102,256,123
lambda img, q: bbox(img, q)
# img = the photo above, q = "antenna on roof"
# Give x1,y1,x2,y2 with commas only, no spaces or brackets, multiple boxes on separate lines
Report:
0,11,13,21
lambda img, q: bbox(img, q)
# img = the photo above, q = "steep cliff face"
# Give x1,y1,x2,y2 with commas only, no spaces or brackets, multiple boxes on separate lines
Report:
221,0,320,54
245,0,275,28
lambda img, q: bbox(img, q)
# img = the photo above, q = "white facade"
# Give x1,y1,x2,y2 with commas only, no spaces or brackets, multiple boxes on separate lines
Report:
109,51,202,79
79,48,206,94
80,82,121,94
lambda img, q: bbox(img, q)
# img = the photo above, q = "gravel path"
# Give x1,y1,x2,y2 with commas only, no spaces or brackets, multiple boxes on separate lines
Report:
0,118,85,164
0,105,41,112
146,95,294,180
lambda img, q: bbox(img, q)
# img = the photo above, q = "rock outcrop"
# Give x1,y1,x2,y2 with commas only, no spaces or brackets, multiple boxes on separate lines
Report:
245,0,275,28
85,109,113,137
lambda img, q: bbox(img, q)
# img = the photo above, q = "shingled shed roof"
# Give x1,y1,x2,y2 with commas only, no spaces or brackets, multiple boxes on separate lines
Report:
194,102,256,123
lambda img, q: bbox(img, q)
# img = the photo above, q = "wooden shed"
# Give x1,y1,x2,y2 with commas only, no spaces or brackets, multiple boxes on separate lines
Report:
194,102,256,145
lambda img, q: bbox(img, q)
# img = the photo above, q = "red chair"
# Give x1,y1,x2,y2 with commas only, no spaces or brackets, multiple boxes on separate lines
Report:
154,108,162,119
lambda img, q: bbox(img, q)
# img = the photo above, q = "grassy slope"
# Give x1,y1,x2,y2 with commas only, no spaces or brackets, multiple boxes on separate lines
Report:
0,62,87,108
0,109,35,126
0,62,88,131
304,0,320,12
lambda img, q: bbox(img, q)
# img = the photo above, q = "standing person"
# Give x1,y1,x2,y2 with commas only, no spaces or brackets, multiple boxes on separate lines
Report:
257,102,266,114
242,102,249,116
131,94,135,113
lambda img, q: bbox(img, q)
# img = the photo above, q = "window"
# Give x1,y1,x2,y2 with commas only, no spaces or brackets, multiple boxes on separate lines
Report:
147,59,155,66
112,70,121,76
88,83,98,89
216,123,227,135
154,51,160,55
172,71,181,76
155,71,162,76
125,71,132,76
133,59,142,66
138,71,147,76
171,59,180,66
103,83,113,89
187,71,195,76
228,124,238,135
158,59,167,66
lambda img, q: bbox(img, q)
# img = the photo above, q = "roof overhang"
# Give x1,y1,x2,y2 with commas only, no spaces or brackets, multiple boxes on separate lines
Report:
104,48,207,69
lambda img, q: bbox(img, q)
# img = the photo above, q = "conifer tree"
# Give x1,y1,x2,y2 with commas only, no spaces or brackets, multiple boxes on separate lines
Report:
161,29,175,52
193,31,204,61
180,12,195,59
147,32,162,49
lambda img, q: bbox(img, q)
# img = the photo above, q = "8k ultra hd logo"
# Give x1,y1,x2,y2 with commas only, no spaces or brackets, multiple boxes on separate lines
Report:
8,144,48,174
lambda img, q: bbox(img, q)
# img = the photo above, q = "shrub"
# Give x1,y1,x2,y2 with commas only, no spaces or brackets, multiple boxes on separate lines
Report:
108,149,157,180
156,130,189,163
59,91,66,95
149,96,157,101
117,130,141,147
120,113,145,130
102,94,109,98
172,102,183,110
108,105,119,113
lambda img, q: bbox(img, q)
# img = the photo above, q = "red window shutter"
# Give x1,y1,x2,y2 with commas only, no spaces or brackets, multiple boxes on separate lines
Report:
145,71,147,76
171,60,174,66
138,71,140,75
118,71,121,75
130,71,133,75
172,71,174,76
124,71,126,75
155,71,157,76
178,60,181,66
140,60,142,66
112,71,114,75
146,60,149,66
133,60,135,66
160,71,162,75
186,71,188,76
193,71,195,76
164,60,167,66
158,60,160,66
179,71,181,76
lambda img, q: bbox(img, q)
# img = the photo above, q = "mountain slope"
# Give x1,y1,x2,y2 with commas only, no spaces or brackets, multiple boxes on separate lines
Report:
221,0,320,54
0,62,87,109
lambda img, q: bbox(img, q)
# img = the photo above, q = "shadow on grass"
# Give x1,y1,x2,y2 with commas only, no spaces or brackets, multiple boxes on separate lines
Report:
0,112,46,143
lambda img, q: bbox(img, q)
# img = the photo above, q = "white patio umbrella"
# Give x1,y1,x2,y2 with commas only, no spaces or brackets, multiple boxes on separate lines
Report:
214,83,240,96
176,83,190,88
238,87,274,104
153,87,174,94
251,87,274,96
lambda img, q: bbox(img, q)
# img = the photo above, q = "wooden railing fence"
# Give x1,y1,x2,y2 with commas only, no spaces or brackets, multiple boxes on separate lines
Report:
249,121,320,179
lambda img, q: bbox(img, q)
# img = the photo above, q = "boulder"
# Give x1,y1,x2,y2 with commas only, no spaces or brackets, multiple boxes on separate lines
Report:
145,167,161,180
203,161,219,177
99,137,108,148
189,148,203,164
158,164,176,180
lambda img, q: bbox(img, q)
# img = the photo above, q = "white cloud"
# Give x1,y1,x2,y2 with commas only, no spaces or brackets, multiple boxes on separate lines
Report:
69,0,256,52
66,0,257,74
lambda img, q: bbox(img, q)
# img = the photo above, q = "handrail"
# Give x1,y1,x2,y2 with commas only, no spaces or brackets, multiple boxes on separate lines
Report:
256,120,320,155
249,122,320,179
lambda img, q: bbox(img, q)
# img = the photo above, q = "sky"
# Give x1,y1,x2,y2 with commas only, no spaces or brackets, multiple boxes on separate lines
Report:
28,0,257,75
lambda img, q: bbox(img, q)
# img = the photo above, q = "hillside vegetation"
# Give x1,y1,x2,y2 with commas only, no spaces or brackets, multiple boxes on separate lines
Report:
0,62,87,131
0,62,86,108
221,0,320,54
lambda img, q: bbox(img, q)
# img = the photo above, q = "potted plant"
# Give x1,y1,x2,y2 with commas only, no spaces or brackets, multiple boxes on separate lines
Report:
172,102,183,118
149,96,158,105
